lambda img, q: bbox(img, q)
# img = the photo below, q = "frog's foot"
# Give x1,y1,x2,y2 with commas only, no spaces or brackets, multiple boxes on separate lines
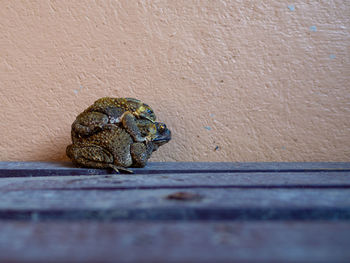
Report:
144,135,153,143
109,114,123,124
131,134,149,143
115,111,131,123
108,164,134,174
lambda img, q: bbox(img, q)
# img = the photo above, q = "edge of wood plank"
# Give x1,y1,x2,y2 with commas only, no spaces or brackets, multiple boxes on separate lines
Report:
0,161,350,177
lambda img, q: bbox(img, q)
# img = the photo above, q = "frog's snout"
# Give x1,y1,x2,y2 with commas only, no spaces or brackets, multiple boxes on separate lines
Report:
153,126,171,145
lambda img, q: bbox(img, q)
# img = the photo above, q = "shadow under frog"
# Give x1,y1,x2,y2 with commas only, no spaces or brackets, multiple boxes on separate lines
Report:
66,119,171,173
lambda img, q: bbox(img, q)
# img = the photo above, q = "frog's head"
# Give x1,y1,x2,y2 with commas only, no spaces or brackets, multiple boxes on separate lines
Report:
125,98,156,122
137,120,171,145
152,122,171,148
135,103,156,122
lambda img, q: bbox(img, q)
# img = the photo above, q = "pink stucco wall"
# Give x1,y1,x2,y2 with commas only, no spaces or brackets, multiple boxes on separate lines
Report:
1,0,349,162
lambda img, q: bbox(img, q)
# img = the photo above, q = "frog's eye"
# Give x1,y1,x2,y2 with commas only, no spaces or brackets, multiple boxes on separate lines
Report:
159,124,166,131
146,108,153,114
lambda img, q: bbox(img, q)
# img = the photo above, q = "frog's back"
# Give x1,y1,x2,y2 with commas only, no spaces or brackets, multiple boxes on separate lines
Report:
85,97,142,118
84,127,134,167
84,97,125,118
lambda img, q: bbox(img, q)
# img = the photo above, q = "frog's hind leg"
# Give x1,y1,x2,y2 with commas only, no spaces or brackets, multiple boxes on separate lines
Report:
121,112,148,142
130,142,154,168
108,164,134,174
72,111,109,137
66,143,134,174
67,144,114,170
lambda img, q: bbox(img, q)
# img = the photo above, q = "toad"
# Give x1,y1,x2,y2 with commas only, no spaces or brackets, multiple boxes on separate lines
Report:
66,119,171,173
71,97,156,143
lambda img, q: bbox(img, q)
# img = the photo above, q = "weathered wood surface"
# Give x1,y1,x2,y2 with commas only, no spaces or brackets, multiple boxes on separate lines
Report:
0,188,349,213
0,222,349,263
1,172,350,190
0,162,349,262
1,161,350,177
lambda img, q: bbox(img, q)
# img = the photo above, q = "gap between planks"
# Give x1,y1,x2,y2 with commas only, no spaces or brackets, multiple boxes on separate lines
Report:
0,207,350,222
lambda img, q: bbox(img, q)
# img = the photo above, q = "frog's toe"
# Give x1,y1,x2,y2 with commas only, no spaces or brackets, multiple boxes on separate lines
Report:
144,135,153,143
132,135,147,143
108,164,134,174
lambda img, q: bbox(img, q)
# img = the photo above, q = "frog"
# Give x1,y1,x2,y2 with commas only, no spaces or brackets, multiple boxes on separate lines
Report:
66,119,171,173
71,97,156,143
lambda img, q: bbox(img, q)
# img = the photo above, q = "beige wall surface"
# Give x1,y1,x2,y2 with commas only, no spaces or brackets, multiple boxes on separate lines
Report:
0,0,349,162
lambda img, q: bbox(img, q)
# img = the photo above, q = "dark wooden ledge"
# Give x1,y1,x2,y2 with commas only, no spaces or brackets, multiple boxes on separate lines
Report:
0,162,349,262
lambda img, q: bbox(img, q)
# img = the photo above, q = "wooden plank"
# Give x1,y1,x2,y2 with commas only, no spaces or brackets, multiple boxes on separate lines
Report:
0,172,349,190
1,161,350,177
0,188,349,212
0,222,349,263
1,162,348,263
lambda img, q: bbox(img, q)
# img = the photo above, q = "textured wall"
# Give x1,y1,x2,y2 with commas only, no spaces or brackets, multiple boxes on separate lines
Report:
0,0,349,162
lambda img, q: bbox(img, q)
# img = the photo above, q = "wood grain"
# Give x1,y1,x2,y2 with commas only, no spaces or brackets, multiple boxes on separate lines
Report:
1,172,350,191
0,188,349,210
0,222,349,263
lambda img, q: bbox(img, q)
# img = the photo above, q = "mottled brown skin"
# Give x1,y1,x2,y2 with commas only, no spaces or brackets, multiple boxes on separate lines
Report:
66,120,171,173
72,97,156,143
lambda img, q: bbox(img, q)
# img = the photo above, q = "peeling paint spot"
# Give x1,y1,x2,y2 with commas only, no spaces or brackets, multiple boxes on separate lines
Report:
166,192,203,201
214,146,219,151
329,54,336,59
204,126,211,131
288,5,295,11
210,113,215,118
310,26,317,32
74,86,83,94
